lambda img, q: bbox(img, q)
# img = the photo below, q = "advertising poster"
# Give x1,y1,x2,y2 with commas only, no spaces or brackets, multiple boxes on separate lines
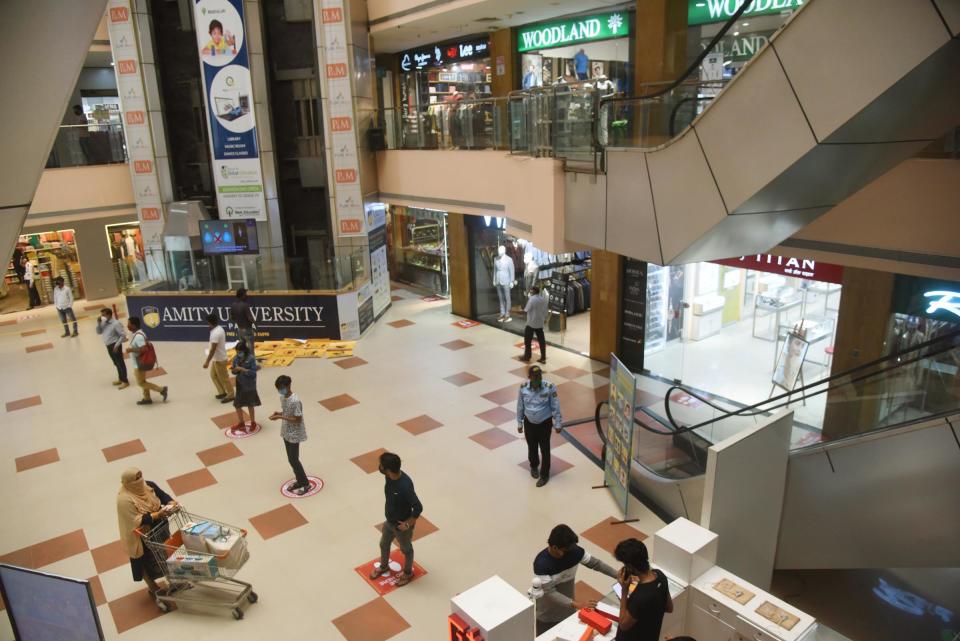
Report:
604,354,638,516
126,293,342,341
193,0,266,221
772,334,809,391
366,204,391,317
619,259,647,373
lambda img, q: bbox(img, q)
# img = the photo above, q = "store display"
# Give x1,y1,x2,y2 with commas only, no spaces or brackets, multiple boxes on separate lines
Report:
772,333,809,392
8,231,84,304
755,600,801,631
713,577,755,605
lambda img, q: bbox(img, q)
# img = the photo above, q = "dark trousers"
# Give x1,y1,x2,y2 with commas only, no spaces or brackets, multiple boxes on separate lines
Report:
379,521,415,575
524,416,553,478
284,440,308,487
57,307,77,334
523,325,546,361
107,343,128,383
26,283,40,307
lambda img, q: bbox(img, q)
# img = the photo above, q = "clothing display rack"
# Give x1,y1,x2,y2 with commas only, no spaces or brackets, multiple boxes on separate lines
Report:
547,265,591,317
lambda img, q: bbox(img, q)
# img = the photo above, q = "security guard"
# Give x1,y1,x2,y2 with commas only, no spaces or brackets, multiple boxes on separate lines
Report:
517,365,563,487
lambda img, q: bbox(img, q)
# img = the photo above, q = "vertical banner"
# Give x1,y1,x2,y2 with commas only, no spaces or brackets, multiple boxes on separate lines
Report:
193,0,266,220
106,0,165,272
320,0,366,236
605,354,637,516
366,204,391,316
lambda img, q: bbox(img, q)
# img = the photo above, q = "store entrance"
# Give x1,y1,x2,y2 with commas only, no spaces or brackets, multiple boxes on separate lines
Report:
105,222,147,292
4,230,84,313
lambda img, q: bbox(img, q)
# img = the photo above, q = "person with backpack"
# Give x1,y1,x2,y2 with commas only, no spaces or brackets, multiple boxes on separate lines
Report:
125,316,168,406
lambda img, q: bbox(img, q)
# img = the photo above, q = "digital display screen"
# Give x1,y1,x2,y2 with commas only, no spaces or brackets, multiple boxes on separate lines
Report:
0,564,104,641
200,219,259,255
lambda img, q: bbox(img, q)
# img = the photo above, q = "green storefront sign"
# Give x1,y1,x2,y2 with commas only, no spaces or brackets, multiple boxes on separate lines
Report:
688,0,804,26
517,11,631,52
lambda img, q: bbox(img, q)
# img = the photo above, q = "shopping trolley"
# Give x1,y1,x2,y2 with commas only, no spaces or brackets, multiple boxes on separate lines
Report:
137,508,257,620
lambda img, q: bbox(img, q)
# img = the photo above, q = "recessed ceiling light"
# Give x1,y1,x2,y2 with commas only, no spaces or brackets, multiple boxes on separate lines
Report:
733,31,740,36
742,22,749,26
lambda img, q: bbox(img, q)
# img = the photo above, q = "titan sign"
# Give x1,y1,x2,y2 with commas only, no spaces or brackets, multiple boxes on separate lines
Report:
688,0,804,26
517,12,630,52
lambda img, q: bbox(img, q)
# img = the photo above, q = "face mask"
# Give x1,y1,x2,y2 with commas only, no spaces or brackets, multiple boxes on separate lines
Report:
278,387,289,397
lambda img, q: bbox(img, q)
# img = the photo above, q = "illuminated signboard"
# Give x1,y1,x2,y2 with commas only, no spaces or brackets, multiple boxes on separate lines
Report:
687,0,804,26
400,37,490,73
892,275,960,323
517,11,630,52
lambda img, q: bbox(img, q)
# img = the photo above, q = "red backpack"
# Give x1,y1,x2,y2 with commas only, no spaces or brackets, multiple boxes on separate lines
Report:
134,331,157,370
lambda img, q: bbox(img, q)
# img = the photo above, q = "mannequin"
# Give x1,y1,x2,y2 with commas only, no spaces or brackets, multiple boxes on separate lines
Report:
523,252,539,292
493,245,515,322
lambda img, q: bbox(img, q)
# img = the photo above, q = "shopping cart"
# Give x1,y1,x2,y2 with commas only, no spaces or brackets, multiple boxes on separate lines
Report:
137,508,257,620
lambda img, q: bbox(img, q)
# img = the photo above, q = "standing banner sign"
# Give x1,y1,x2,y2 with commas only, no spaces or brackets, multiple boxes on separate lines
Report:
605,354,637,516
193,0,267,221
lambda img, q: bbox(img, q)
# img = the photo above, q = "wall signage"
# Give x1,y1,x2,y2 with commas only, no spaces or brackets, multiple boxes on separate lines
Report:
605,354,637,517
400,37,490,72
688,0,804,26
713,254,843,284
517,12,630,53
703,30,775,61
619,258,647,374
192,0,267,221
892,276,960,322
925,291,960,320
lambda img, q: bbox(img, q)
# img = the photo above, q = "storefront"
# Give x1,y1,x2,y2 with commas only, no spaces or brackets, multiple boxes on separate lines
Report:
622,253,844,433
396,35,492,148
516,8,634,92
386,206,450,296
105,221,147,291
6,230,85,306
467,215,592,356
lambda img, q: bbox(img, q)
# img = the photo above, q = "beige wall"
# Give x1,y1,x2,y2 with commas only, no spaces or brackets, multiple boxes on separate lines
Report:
29,164,135,215
368,0,481,27
376,150,570,252
776,158,960,281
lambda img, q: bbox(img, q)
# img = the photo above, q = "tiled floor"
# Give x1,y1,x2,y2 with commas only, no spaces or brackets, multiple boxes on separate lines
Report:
14,447,60,472
0,296,664,640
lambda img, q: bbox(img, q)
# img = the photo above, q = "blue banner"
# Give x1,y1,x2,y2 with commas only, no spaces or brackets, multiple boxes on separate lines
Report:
126,293,341,342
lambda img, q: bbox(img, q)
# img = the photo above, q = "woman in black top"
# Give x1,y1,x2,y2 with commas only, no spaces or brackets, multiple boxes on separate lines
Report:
614,538,673,641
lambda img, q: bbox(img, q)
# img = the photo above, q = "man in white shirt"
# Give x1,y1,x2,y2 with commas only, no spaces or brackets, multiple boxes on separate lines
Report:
53,277,78,337
202,313,235,403
22,257,40,309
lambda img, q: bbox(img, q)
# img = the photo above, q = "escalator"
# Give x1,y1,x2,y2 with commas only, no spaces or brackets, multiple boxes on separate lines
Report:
574,328,960,570
566,0,960,264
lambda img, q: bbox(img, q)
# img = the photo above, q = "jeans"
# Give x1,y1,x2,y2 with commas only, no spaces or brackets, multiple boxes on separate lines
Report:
523,325,546,361
524,416,553,478
107,343,128,383
134,368,164,401
284,440,308,487
57,307,78,334
210,360,234,397
379,520,415,576
496,284,511,317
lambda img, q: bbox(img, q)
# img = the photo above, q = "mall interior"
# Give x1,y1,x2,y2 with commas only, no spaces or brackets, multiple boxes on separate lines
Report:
0,0,958,640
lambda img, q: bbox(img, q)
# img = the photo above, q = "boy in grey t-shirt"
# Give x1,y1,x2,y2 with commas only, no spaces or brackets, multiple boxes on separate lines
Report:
269,375,310,494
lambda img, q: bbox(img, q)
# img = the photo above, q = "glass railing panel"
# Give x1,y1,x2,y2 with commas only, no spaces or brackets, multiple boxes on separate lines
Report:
46,124,127,168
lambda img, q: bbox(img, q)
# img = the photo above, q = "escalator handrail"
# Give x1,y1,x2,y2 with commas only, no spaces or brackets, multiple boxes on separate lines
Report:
663,328,960,432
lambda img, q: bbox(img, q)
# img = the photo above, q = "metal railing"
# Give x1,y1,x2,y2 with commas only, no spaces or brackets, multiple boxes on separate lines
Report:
46,123,127,168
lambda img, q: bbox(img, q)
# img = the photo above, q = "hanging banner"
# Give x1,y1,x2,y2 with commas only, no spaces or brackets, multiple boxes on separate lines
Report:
193,0,266,221
605,354,637,517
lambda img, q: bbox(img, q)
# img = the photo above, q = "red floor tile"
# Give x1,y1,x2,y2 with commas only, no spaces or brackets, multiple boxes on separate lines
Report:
109,589,168,633
518,454,574,478
196,442,244,466
335,356,368,369
90,540,128,574
6,395,42,412
440,339,473,350
0,319,16,327
102,439,146,462
15,448,60,472
374,515,438,544
443,371,481,387
319,393,359,411
143,367,167,379
469,427,519,450
351,447,388,474
397,415,443,436
635,388,663,407
25,342,53,353
0,530,88,569
83,303,104,311
575,580,605,605
332,596,411,641
166,468,217,496
20,329,45,337
481,384,519,406
391,295,403,302
387,319,414,328
249,504,308,540
580,517,648,557
554,366,590,380
509,365,533,378
354,549,429,597
474,406,515,427
566,423,604,459
88,575,107,607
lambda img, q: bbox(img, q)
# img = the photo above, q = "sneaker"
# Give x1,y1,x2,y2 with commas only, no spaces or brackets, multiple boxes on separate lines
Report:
118,382,130,390
61,333,70,338
504,316,512,322
161,387,169,402
71,331,78,337
292,484,309,496
137,399,153,406
536,476,549,488
215,393,227,400
395,573,413,587
538,358,547,364
369,565,389,580
112,381,123,386
221,396,235,404
529,466,539,479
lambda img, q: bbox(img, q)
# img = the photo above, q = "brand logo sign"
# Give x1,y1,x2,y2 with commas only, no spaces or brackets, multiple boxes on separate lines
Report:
133,160,153,174
335,168,356,183
517,12,629,52
713,253,843,284
321,7,342,23
330,116,352,132
924,291,960,319
125,111,146,125
141,207,161,221
400,36,490,72
687,0,804,26
116,59,137,74
326,63,348,78
109,7,130,22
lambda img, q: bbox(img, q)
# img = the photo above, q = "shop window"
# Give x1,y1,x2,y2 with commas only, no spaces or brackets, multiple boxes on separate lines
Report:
105,222,148,292
8,231,84,306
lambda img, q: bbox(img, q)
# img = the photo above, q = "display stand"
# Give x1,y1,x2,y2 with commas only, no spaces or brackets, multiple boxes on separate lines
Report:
770,332,810,407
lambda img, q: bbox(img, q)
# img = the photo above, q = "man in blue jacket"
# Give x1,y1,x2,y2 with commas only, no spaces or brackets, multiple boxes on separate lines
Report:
517,365,563,487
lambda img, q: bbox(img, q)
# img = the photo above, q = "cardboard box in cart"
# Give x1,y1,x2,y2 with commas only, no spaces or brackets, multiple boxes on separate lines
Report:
166,548,219,579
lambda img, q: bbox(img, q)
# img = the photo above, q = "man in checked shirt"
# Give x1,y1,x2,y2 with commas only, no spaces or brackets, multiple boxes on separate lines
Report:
517,365,563,487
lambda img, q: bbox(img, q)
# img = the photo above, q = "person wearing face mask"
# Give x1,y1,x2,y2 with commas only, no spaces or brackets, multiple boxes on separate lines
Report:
517,365,563,487
614,538,673,641
96,307,129,389
369,451,422,587
116,468,178,596
269,375,310,495
230,340,260,433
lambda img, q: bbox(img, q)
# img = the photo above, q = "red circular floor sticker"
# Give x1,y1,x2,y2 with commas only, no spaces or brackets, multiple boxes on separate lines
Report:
224,422,262,439
280,476,324,498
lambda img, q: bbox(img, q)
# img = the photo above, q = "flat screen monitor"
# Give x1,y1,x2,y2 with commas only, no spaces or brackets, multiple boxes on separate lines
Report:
0,564,104,641
200,219,259,255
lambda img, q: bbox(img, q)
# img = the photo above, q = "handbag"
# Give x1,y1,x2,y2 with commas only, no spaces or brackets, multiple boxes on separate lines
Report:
134,331,157,371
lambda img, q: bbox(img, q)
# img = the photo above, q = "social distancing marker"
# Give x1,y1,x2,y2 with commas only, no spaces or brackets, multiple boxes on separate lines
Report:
224,422,262,439
280,476,324,498
421,295,445,302
452,319,479,329
355,550,427,596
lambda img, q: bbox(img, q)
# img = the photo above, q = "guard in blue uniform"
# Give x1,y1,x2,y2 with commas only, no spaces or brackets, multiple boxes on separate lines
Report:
517,365,563,487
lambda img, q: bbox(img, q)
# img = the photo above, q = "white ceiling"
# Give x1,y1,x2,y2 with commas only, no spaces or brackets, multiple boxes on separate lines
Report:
370,0,630,54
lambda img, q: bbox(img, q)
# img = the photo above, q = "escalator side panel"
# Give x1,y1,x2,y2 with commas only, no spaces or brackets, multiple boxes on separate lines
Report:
603,150,662,264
